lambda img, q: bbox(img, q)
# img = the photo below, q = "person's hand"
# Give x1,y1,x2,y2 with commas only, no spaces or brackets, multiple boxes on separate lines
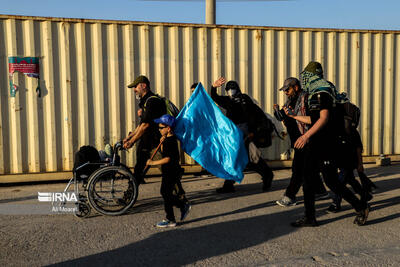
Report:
160,135,167,143
212,77,226,88
146,159,153,166
137,108,143,117
123,131,132,143
294,134,309,149
283,106,295,118
123,140,134,149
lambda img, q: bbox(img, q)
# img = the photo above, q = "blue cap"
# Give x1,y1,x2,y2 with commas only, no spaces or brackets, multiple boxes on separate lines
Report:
154,114,176,127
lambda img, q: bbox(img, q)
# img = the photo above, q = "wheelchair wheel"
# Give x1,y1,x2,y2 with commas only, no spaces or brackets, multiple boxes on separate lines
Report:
74,201,91,218
87,166,138,216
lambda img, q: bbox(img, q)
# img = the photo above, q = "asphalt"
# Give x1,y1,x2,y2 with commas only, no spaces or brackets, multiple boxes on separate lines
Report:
0,163,399,266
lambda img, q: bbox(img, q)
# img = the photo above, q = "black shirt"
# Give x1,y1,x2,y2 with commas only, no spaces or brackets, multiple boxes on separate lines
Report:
308,92,345,159
138,91,167,147
161,135,180,177
210,86,254,130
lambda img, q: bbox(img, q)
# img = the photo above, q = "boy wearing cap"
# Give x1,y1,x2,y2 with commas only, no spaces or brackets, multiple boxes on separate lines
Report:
146,114,191,228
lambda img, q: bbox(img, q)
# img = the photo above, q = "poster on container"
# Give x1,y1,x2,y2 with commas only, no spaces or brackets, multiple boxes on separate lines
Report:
8,57,40,97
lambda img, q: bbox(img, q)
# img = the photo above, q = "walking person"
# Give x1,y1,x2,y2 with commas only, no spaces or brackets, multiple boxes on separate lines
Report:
289,62,369,227
274,77,328,207
147,114,191,228
123,75,167,185
327,116,375,212
211,77,274,193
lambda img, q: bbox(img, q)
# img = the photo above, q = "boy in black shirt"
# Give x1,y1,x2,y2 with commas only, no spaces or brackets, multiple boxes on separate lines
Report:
146,114,191,228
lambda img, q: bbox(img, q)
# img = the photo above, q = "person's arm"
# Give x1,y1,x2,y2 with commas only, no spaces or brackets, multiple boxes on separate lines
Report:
123,122,150,149
147,157,170,166
123,125,140,143
294,109,329,149
210,77,231,108
283,106,311,124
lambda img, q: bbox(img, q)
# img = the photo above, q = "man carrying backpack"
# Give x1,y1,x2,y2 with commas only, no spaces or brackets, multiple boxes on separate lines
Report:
211,77,274,193
288,62,369,227
123,75,167,185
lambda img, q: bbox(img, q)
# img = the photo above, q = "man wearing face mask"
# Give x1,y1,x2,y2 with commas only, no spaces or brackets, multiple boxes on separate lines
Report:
123,75,167,185
211,77,274,193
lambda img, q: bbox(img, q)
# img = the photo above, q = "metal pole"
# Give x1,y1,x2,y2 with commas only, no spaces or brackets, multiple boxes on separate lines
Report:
205,0,216,24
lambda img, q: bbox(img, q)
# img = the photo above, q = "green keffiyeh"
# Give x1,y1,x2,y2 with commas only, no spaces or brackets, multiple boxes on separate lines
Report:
300,71,349,106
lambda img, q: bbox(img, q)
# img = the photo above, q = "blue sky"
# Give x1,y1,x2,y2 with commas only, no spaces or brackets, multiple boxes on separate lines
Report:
1,0,399,30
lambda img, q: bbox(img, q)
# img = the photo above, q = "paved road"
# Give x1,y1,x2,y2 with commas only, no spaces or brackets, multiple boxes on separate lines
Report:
0,163,399,266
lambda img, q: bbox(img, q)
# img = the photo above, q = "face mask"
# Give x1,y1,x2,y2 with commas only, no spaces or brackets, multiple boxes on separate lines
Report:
135,94,141,100
228,89,238,97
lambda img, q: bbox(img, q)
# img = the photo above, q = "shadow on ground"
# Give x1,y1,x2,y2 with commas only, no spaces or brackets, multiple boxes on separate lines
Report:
53,204,299,266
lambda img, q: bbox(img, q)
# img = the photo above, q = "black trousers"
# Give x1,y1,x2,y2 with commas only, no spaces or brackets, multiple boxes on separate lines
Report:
222,157,273,188
160,175,186,222
285,148,326,200
134,139,157,184
302,143,366,219
332,168,369,204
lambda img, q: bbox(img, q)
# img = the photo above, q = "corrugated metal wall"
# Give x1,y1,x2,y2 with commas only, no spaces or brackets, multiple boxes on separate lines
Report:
0,15,399,175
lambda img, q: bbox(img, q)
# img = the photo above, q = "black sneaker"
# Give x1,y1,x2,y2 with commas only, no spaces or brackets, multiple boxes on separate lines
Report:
326,204,341,213
291,217,318,227
354,205,370,226
216,186,235,193
315,192,330,201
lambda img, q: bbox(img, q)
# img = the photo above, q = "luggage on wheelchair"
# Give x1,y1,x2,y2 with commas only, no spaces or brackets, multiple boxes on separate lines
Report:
65,142,139,218
73,145,101,180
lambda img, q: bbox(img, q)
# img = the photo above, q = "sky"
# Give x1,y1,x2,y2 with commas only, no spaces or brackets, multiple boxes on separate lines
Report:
1,0,400,31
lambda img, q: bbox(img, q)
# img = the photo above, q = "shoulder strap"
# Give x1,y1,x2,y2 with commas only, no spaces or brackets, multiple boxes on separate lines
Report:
144,95,161,109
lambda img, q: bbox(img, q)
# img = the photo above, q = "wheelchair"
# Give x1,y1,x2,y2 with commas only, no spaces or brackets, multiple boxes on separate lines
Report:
63,141,139,218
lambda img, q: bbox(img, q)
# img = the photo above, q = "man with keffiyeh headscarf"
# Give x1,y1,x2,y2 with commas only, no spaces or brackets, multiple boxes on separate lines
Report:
286,61,370,227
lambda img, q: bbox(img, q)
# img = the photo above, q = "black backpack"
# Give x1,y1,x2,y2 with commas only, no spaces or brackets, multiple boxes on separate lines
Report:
251,104,275,148
73,145,101,179
342,101,361,128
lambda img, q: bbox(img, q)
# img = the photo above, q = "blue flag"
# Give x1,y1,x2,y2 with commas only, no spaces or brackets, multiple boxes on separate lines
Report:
174,83,248,182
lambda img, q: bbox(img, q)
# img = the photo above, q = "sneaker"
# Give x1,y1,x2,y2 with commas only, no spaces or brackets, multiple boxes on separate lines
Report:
216,186,235,193
315,192,330,200
276,196,297,207
291,217,318,227
354,205,370,226
156,219,176,228
180,203,192,221
326,203,341,213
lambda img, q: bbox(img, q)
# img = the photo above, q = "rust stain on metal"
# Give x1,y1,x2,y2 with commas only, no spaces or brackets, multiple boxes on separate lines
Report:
255,30,263,41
